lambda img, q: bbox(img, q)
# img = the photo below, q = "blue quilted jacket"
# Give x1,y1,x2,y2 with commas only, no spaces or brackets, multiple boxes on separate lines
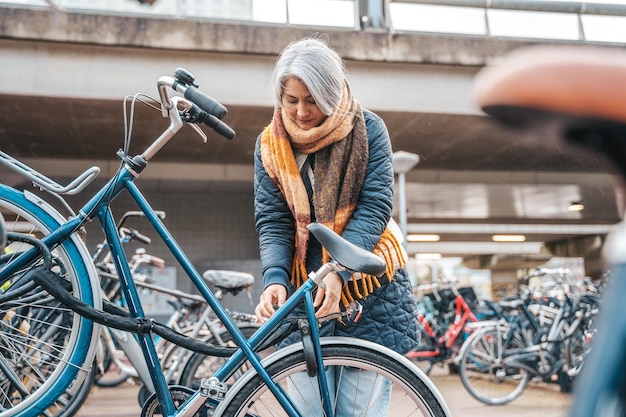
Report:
254,109,420,355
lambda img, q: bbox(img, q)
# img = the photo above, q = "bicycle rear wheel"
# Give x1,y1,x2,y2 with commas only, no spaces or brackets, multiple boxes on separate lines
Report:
458,326,529,405
0,186,100,416
216,337,450,417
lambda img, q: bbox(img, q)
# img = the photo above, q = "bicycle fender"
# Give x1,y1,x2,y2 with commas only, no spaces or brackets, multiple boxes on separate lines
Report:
2,185,103,417
23,189,103,359
211,336,452,417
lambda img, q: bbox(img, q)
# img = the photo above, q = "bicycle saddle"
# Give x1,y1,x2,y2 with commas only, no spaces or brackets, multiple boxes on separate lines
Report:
474,45,626,124
307,222,387,277
472,44,626,176
202,270,255,292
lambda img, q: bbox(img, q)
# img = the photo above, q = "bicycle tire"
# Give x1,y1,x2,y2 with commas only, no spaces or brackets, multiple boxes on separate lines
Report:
215,337,450,417
565,295,598,379
0,185,100,416
49,361,98,417
178,324,262,389
565,326,591,376
458,326,529,405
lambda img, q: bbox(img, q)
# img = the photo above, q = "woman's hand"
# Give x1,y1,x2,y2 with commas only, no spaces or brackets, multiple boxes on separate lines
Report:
255,284,287,323
314,272,343,318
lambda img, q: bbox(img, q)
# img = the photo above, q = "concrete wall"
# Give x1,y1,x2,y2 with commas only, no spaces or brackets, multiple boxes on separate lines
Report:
0,5,541,66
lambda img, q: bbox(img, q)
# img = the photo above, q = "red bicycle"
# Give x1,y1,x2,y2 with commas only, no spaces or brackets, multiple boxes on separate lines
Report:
407,280,480,375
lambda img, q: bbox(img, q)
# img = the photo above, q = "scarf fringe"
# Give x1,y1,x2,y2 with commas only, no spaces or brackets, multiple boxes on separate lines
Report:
291,226,407,307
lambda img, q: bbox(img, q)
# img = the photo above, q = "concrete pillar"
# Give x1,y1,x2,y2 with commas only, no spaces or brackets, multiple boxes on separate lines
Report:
544,234,608,280
463,253,554,299
358,0,388,29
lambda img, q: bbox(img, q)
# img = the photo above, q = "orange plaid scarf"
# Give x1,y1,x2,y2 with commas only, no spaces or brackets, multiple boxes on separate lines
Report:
260,86,406,304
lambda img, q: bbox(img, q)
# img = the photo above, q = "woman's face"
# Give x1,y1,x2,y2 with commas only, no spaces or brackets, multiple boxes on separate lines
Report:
281,77,327,130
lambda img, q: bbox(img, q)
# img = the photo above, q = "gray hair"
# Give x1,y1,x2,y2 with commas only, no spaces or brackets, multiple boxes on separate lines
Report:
272,37,346,116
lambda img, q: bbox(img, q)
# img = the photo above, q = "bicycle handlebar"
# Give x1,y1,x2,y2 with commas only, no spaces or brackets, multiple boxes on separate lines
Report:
181,101,235,140
181,85,227,120
0,69,235,197
117,210,165,228
173,67,227,119
156,68,235,141
119,227,151,244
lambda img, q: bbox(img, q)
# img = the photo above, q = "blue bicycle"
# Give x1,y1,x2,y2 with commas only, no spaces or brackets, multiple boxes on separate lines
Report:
0,68,450,417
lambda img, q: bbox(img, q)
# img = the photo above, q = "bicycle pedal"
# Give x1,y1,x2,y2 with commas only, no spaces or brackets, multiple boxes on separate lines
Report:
200,377,227,400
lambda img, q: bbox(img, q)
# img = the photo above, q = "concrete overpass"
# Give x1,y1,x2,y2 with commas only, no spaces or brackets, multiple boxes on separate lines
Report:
0,3,622,291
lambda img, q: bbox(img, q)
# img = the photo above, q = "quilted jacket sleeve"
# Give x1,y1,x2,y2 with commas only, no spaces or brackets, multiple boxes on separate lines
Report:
253,135,295,289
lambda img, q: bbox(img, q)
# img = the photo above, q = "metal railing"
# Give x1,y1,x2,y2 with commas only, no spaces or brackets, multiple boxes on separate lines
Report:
2,0,625,43
391,0,626,41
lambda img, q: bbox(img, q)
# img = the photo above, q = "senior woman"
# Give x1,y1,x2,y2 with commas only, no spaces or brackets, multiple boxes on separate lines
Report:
253,36,420,416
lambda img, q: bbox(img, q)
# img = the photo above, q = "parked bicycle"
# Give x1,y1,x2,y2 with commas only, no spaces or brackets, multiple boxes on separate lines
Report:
98,265,262,406
0,68,450,416
456,282,598,405
471,43,625,416
93,211,261,396
406,278,481,374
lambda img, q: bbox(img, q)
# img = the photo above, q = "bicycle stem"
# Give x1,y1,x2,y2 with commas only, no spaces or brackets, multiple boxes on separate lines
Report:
141,97,185,162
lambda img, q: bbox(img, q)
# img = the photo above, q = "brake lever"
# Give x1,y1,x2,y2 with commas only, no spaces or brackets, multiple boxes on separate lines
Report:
189,123,208,143
177,101,208,143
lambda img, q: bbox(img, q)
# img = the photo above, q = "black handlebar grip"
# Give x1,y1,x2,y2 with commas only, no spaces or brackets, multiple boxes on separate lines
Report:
203,113,235,140
183,87,228,120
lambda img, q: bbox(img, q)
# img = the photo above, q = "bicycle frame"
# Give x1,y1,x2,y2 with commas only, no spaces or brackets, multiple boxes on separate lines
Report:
408,291,478,360
104,173,329,415
0,102,341,417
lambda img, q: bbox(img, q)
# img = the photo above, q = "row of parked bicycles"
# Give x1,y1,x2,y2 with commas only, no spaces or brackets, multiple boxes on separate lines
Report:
407,268,602,406
2,207,266,416
2,202,602,414
0,188,603,415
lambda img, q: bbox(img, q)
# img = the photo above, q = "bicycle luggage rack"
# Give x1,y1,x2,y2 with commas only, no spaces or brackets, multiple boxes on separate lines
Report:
0,150,100,195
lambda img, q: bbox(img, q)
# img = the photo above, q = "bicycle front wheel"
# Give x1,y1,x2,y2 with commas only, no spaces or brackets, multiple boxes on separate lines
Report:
216,337,450,417
458,326,529,405
0,186,100,417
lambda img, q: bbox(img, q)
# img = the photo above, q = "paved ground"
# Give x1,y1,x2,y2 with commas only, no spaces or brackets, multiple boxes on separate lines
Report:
75,364,572,417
